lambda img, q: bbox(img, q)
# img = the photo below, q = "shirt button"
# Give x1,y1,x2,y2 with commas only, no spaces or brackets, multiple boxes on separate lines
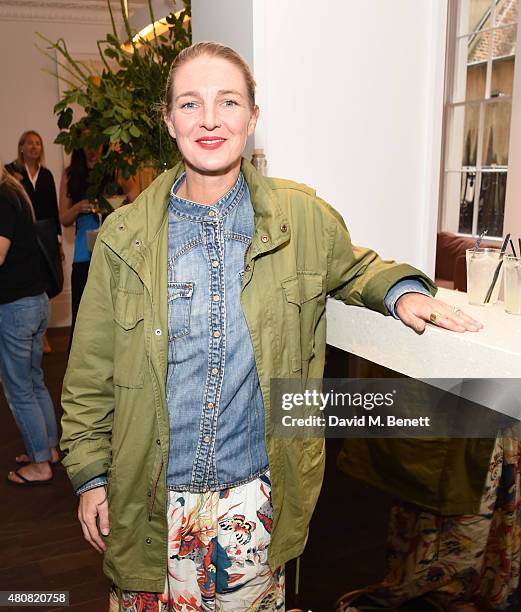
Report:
212,260,219,268
261,235,269,243
207,402,214,409
211,367,218,375
244,264,251,272
213,330,221,338
212,294,220,302
145,537,152,544
208,210,216,217
203,435,210,443
155,329,162,336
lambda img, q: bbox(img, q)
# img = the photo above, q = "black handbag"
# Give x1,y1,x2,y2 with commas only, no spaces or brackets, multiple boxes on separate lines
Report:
35,219,64,299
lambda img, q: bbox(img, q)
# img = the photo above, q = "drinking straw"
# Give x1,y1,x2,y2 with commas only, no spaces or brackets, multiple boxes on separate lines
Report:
510,239,517,258
474,229,488,251
484,233,510,304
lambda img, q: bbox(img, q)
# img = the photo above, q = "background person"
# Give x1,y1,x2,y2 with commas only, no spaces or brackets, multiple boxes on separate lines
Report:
59,146,102,345
61,42,482,610
0,161,58,485
6,130,61,355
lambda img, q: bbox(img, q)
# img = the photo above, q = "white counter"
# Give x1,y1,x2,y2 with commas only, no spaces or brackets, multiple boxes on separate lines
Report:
326,287,521,378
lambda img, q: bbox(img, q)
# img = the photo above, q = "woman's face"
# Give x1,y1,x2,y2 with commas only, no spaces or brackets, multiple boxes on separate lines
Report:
165,55,259,176
21,134,42,164
83,144,102,168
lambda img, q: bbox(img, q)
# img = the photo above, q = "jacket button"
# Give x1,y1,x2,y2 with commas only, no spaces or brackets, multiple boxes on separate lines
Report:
117,224,126,231
261,235,269,243
145,537,152,544
156,439,161,446
280,224,288,232
155,329,162,336
134,239,141,247
244,264,251,272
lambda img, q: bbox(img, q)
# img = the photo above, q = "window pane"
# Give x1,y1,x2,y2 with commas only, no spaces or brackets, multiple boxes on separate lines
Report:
477,171,507,237
454,32,488,102
491,25,517,96
482,99,512,166
495,0,519,28
458,171,477,234
446,105,480,170
458,0,493,36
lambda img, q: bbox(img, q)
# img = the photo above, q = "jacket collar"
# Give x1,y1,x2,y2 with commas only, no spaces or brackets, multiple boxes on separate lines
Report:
101,158,290,269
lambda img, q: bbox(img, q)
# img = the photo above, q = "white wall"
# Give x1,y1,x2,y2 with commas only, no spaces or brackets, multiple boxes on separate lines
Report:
192,0,448,273
191,0,255,160
0,16,111,326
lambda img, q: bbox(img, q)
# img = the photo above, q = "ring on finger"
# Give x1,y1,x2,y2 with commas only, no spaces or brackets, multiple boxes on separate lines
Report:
429,311,442,324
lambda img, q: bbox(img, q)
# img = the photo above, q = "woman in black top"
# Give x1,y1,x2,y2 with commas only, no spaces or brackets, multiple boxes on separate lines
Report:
0,162,59,484
6,131,62,355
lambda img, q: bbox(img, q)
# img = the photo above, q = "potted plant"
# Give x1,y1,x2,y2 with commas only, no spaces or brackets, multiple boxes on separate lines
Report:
39,0,191,213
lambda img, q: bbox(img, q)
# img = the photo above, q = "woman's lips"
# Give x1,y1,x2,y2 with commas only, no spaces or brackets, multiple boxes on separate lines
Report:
195,138,226,150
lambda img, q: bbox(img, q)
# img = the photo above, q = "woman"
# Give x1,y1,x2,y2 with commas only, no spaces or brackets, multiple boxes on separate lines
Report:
6,130,61,355
59,145,102,344
61,43,481,610
0,161,59,485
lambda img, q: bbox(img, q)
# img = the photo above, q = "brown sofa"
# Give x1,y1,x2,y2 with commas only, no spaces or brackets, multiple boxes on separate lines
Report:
435,231,497,291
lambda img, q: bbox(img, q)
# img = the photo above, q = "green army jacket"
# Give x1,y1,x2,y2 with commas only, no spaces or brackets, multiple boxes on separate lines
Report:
61,159,435,591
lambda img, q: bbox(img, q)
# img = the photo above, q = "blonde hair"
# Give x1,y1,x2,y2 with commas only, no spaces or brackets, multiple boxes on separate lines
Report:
163,41,256,117
1,160,36,221
16,130,45,167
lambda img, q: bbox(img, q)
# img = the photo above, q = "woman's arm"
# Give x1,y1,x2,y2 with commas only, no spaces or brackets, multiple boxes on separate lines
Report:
116,169,140,203
0,236,11,266
58,172,92,227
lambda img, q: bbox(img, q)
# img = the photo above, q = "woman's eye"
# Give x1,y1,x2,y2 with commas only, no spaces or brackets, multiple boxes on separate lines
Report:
222,99,238,108
180,101,197,110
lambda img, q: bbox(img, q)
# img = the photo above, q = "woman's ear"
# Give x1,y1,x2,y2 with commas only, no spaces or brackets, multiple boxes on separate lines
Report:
247,105,260,137
164,115,177,139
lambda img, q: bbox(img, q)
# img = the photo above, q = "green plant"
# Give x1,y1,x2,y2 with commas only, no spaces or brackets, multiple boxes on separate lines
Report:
39,0,191,209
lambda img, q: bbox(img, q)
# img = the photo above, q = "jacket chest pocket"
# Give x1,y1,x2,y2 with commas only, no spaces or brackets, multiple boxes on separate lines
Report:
281,273,323,372
113,289,145,388
168,281,194,340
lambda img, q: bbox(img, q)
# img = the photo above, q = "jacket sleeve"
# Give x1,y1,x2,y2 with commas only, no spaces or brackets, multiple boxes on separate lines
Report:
322,199,437,314
60,234,118,490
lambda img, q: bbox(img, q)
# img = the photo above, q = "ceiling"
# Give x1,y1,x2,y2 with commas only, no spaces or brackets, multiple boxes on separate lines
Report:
0,0,148,24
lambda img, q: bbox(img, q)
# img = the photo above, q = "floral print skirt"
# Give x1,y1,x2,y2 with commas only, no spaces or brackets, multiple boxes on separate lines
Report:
369,434,521,610
109,471,284,611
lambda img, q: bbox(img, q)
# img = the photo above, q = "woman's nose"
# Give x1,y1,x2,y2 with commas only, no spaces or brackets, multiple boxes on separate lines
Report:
200,105,221,130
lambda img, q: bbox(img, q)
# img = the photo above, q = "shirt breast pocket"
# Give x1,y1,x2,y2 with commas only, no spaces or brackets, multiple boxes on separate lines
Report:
168,281,194,340
113,289,145,388
281,273,323,372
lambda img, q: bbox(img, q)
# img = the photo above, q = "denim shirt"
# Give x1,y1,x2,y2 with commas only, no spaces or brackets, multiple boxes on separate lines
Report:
165,172,269,492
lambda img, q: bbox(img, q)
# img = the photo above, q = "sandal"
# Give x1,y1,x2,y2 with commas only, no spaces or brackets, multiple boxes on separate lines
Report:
336,589,399,611
7,469,53,486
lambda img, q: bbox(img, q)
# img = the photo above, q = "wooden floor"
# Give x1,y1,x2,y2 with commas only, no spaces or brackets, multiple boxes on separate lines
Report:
0,328,110,612
8,331,512,610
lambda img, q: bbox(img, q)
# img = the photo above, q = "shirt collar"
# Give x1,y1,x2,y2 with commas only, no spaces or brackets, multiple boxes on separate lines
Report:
24,163,40,190
168,171,245,222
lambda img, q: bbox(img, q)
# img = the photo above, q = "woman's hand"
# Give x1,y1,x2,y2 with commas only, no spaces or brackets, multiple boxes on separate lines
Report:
78,486,110,553
395,293,483,334
75,199,94,214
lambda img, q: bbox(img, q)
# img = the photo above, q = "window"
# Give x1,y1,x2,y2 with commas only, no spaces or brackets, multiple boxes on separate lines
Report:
441,0,519,239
